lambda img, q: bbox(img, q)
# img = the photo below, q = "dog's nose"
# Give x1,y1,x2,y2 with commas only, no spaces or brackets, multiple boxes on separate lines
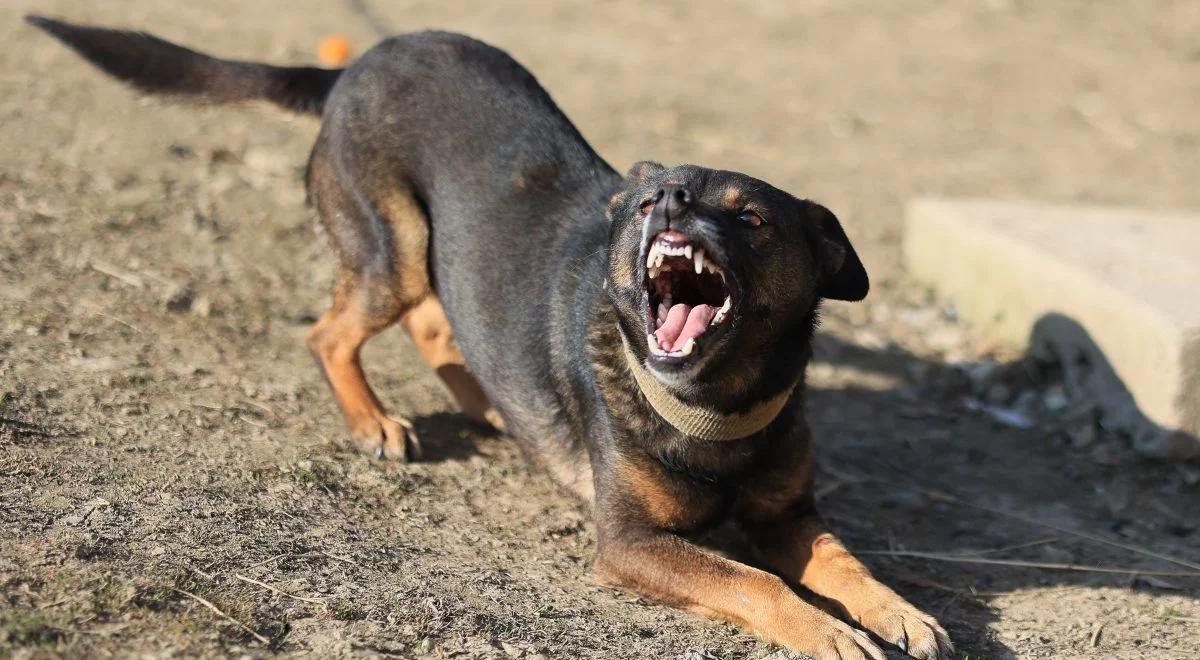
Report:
655,184,692,222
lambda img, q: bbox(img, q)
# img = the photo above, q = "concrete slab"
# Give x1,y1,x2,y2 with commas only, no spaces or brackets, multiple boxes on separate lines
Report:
904,198,1200,457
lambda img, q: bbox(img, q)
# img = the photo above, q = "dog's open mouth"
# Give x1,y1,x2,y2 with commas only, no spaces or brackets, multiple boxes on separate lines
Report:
643,230,734,360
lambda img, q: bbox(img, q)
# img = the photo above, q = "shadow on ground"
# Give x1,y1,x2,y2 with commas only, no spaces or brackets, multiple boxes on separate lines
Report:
801,331,1200,658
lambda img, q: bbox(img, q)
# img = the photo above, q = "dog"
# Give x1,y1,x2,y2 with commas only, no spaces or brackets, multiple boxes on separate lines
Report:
29,15,952,659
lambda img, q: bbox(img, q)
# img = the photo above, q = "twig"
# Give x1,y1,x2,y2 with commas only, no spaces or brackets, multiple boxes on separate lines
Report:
914,486,1200,571
858,549,1200,577
320,550,355,565
814,479,847,501
242,553,295,571
186,564,216,581
241,551,350,571
242,399,277,417
961,537,1059,556
93,312,142,334
1089,622,1104,647
236,413,267,428
832,467,1200,572
233,574,327,606
37,596,75,611
90,260,143,288
172,587,269,644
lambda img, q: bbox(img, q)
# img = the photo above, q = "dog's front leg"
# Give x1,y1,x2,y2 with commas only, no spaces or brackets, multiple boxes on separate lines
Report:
743,514,953,659
593,527,885,660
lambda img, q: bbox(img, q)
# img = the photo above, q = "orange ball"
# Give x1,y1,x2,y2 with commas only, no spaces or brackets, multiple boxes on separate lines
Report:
317,35,353,67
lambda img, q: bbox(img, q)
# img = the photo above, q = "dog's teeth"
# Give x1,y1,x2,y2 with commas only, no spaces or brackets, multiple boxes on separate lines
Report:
693,248,705,274
648,243,662,268
683,245,693,260
678,337,696,356
663,293,672,309
647,334,666,356
657,303,667,327
713,295,732,324
649,265,659,279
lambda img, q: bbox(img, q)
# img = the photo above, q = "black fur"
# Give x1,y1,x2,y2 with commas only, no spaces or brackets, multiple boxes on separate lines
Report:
26,15,341,115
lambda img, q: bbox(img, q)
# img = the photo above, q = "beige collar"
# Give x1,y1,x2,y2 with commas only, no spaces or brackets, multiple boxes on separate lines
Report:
620,336,796,441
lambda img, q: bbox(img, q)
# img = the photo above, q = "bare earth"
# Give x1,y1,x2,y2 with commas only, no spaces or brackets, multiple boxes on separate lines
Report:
3,1,1200,658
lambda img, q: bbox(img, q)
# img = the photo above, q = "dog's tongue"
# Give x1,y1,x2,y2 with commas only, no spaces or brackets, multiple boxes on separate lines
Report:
655,303,715,352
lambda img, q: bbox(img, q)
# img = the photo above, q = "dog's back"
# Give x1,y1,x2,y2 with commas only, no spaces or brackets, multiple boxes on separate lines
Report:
30,15,618,477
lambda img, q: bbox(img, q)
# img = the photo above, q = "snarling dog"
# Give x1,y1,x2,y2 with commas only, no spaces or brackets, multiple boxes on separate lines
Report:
30,16,952,659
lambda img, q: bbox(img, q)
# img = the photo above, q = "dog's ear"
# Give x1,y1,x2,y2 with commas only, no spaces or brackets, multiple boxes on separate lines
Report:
807,203,869,301
608,161,666,220
626,160,665,182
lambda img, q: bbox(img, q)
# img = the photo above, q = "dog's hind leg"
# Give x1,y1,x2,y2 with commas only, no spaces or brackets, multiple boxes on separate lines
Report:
305,138,434,460
305,133,502,459
399,296,506,433
307,269,419,460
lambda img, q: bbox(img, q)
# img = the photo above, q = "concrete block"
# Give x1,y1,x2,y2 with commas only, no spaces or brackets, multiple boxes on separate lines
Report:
904,198,1200,458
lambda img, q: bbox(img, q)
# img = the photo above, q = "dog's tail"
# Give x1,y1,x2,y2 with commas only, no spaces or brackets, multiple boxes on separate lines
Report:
26,15,342,116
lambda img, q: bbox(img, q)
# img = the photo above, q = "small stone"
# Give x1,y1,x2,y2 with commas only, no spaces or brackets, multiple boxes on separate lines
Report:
164,285,195,313
192,296,212,317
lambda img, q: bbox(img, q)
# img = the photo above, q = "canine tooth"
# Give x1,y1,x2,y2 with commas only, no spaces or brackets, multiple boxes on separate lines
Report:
683,245,693,260
678,337,696,356
649,265,659,279
713,296,732,324
647,243,666,268
694,248,705,274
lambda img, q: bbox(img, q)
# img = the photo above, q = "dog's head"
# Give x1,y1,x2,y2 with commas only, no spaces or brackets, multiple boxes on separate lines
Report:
606,162,868,402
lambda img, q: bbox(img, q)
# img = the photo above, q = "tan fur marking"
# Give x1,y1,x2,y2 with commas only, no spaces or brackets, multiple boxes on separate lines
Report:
399,296,502,429
377,190,433,303
306,272,416,459
721,187,742,208
616,457,689,528
745,516,951,656
594,535,883,657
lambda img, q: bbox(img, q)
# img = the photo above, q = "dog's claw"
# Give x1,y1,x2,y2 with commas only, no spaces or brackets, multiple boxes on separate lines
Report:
348,414,421,462
854,601,950,660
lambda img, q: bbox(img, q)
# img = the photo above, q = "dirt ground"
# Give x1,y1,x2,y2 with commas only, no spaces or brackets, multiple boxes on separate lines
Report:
3,1,1200,658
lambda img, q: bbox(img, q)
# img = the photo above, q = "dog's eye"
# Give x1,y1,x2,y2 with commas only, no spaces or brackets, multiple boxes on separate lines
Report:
738,211,764,227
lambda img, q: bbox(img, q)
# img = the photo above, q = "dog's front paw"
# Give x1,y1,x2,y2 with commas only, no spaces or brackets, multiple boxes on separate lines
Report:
348,414,422,461
855,599,952,660
775,611,886,660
